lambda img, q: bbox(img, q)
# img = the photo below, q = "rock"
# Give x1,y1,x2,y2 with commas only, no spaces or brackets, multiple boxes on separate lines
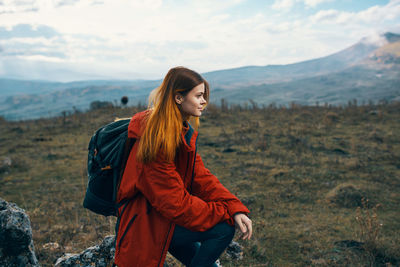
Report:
0,198,39,267
56,236,242,267
225,241,243,260
42,242,60,251
2,157,12,167
55,236,115,267
0,157,12,175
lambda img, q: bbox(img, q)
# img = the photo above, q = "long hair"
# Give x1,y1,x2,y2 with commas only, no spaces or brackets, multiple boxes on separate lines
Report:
136,66,209,163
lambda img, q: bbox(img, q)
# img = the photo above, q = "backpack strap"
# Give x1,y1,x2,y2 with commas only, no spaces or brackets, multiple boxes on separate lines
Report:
114,137,137,237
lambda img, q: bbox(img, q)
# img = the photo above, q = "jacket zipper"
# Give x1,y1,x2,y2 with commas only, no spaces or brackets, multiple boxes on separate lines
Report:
158,222,173,267
157,151,192,266
118,214,138,250
158,136,198,266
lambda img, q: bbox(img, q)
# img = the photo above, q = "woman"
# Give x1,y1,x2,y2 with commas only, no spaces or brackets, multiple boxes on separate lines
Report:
115,66,252,267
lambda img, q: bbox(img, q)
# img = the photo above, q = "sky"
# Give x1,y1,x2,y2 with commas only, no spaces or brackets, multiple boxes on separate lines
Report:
0,0,399,81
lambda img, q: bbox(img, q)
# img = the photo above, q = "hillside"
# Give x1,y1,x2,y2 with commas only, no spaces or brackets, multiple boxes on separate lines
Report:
208,37,400,106
366,40,400,65
0,103,399,266
211,64,400,106
203,37,382,89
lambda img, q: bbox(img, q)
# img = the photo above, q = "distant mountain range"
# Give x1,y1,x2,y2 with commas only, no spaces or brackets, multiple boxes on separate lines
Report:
1,32,399,120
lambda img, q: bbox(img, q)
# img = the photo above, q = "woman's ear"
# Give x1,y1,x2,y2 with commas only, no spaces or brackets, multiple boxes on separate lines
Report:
175,94,183,105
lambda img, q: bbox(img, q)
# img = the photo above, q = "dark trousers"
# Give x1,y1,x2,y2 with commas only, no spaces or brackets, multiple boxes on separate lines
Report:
168,222,235,267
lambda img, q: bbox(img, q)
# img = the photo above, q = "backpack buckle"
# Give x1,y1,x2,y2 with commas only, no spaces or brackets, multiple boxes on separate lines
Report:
101,165,112,171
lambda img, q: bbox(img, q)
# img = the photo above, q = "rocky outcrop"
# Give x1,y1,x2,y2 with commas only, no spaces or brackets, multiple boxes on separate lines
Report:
0,198,39,267
55,236,244,267
0,156,12,176
54,235,115,267
0,197,243,267
226,241,244,260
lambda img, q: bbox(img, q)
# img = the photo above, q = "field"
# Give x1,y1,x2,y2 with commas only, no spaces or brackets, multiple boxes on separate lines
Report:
1,102,399,266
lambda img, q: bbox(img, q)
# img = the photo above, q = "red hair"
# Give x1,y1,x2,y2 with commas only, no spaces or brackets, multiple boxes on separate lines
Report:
136,66,209,163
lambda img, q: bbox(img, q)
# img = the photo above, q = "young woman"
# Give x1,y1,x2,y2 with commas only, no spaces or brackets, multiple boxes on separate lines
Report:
115,66,252,267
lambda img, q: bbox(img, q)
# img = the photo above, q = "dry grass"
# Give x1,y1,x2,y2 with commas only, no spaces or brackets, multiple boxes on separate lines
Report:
1,102,399,266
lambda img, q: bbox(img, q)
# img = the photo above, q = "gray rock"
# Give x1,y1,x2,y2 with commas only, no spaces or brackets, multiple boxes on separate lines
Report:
55,235,243,267
54,236,115,267
0,156,12,175
0,198,39,267
226,241,243,260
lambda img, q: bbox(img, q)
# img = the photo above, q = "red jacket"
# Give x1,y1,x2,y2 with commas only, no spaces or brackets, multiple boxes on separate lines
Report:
114,110,250,267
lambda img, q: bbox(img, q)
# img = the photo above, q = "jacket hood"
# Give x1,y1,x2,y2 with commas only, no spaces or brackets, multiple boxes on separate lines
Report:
128,110,198,151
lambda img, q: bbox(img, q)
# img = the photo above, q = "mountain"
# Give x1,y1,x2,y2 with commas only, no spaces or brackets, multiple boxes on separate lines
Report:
203,34,387,89
209,34,400,106
211,65,399,106
0,79,161,97
0,80,161,120
1,32,399,120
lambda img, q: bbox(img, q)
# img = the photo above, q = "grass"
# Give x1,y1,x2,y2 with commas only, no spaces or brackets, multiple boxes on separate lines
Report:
1,102,399,266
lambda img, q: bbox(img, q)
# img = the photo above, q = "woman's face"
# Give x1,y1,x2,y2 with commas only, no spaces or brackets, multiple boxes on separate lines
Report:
176,83,207,120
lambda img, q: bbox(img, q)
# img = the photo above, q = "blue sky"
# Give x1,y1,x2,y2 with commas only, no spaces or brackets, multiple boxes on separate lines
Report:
0,0,399,81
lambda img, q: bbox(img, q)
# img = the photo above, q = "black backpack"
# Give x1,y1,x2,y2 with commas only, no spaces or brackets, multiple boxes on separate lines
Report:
83,118,136,216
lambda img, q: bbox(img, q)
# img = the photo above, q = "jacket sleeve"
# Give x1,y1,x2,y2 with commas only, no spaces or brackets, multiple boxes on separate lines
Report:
137,154,231,232
191,153,250,223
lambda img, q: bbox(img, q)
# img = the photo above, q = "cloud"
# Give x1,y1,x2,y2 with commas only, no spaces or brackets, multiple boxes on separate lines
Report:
189,0,244,14
360,32,389,46
54,0,80,7
0,0,399,81
310,0,400,25
0,24,60,39
310,9,339,23
0,38,67,59
0,24,67,62
303,0,332,8
0,0,105,13
272,0,296,10
0,0,38,14
272,0,332,10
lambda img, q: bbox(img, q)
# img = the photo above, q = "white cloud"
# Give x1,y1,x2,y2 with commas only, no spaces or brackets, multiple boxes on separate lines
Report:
310,0,400,26
272,0,332,10
272,0,296,10
360,32,388,46
303,0,332,8
190,0,244,14
0,0,399,80
311,9,340,23
0,0,38,14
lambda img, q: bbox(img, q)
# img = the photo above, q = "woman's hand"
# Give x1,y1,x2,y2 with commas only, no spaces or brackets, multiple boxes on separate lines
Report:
233,213,252,240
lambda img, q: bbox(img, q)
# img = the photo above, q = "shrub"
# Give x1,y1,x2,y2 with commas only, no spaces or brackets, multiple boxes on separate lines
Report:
89,101,114,110
326,183,366,208
355,198,384,266
324,112,340,124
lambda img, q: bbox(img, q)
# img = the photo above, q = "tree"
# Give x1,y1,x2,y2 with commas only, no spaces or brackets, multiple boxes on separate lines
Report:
121,96,129,107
